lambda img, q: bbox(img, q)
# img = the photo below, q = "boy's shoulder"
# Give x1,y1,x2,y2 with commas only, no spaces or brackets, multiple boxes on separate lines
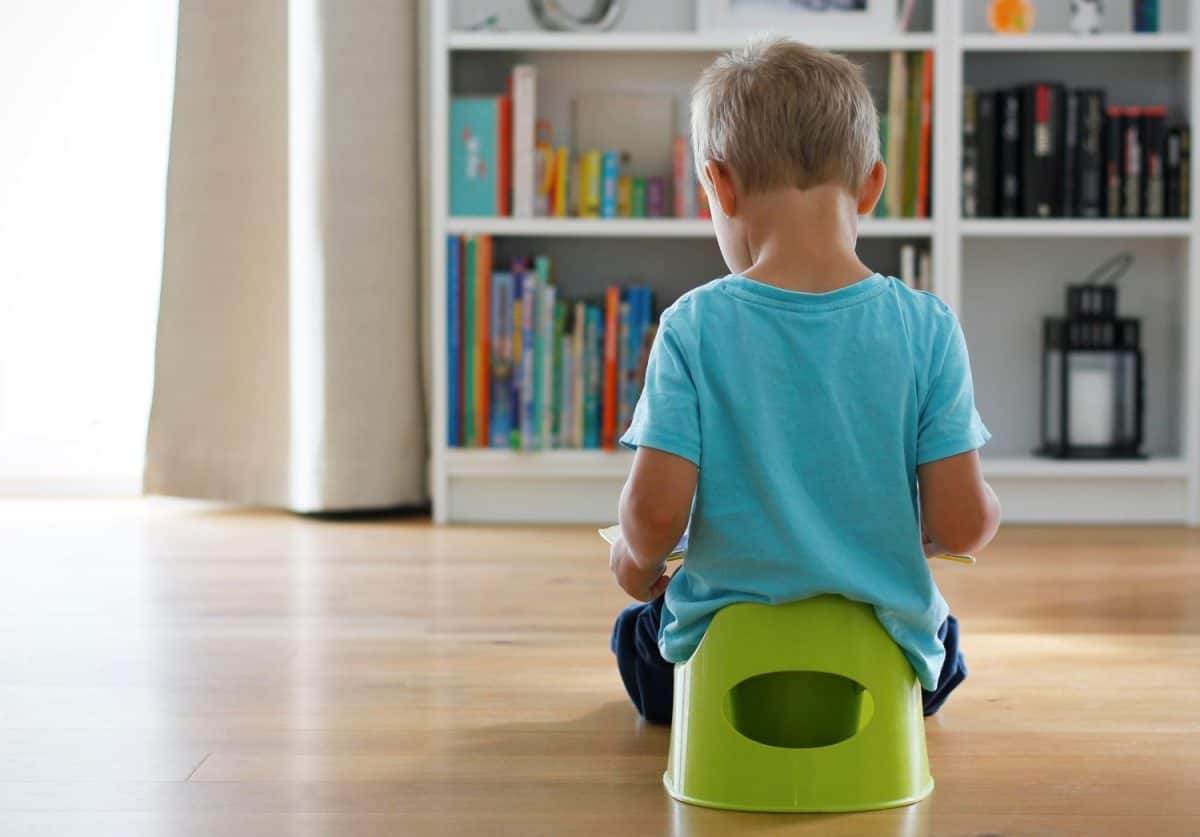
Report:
655,276,734,332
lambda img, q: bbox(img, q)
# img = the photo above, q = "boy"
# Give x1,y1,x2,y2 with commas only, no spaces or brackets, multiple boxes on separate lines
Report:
609,38,1000,725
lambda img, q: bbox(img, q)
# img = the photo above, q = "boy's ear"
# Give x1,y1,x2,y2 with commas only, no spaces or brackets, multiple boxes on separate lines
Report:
703,159,737,218
857,160,887,216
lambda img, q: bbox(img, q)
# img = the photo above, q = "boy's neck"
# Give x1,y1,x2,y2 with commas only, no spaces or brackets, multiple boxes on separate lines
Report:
736,185,874,294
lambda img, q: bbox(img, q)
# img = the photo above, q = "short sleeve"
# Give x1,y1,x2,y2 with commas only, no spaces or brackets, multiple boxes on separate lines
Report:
619,316,701,466
917,314,991,465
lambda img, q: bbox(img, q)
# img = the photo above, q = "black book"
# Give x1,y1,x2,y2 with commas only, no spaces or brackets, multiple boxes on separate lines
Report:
963,87,979,218
1021,84,1064,218
1122,107,1143,218
999,89,1022,217
1166,127,1182,217
1103,106,1124,218
1062,91,1080,217
1141,107,1167,218
978,90,998,216
1181,126,1191,218
1077,90,1106,217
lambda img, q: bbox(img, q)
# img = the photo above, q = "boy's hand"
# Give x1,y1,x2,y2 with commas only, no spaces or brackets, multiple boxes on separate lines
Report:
922,528,947,559
609,536,670,602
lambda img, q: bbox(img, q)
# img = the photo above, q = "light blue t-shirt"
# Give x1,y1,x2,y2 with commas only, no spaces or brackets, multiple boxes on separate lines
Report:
620,273,990,691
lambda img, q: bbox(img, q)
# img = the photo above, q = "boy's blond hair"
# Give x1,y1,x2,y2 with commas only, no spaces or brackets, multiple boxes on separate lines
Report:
691,37,880,196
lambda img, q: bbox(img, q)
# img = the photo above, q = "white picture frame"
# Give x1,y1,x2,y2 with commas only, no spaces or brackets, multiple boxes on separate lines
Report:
697,0,897,35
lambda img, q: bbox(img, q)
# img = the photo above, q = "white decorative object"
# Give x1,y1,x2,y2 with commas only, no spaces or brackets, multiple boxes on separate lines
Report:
1069,0,1105,35
698,0,896,34
529,0,624,32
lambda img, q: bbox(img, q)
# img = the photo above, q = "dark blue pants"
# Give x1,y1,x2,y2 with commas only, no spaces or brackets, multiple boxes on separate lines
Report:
611,596,967,725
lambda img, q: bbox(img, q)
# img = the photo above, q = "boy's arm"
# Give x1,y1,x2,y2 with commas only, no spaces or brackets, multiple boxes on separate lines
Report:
918,449,1001,555
609,446,697,601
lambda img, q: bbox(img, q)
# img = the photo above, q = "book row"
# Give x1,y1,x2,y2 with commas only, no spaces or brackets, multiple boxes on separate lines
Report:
451,54,934,221
446,235,657,450
963,85,1191,219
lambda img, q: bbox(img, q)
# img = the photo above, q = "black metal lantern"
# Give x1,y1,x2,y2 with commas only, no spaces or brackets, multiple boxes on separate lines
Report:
1038,255,1144,459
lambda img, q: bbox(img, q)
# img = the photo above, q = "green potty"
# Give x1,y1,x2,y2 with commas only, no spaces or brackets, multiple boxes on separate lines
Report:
664,595,933,813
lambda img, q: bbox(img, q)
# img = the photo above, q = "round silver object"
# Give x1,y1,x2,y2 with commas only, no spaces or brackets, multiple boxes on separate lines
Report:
529,0,625,31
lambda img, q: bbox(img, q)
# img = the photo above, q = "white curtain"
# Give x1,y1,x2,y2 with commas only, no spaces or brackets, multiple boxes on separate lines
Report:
144,0,426,511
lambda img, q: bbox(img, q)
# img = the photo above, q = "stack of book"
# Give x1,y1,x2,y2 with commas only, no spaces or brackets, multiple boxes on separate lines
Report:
450,66,708,220
963,85,1191,219
877,50,935,220
899,243,932,291
447,234,657,450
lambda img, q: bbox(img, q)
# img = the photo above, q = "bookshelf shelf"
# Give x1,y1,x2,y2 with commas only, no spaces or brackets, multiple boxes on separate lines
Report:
960,33,1192,52
960,219,1193,238
446,216,935,238
448,31,938,53
430,2,1200,525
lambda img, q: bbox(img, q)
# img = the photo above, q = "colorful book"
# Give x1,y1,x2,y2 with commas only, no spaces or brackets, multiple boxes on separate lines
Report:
601,151,619,218
602,286,620,449
915,50,933,219
510,65,537,217
553,147,568,217
647,177,666,217
539,271,556,447
632,177,647,217
583,150,602,217
519,271,537,450
572,301,586,448
584,306,603,449
672,136,695,218
510,267,524,449
617,298,632,435
463,237,477,446
617,175,633,217
450,97,510,216
876,114,890,218
885,51,908,219
490,272,514,447
903,52,923,217
475,236,492,445
447,236,462,447
554,304,570,447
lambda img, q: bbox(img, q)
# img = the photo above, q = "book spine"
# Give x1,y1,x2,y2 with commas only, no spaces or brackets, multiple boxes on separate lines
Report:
647,177,666,217
999,89,1021,217
875,114,889,217
1104,106,1124,218
977,91,997,217
497,96,511,216
601,151,619,218
1123,107,1143,218
624,296,633,434
601,286,620,449
531,256,550,449
534,120,553,217
584,151,601,217
885,50,907,219
672,136,691,218
554,303,569,447
490,272,513,448
558,329,572,448
510,65,536,217
584,307,602,449
917,249,932,292
1062,91,1080,217
1180,126,1191,218
463,237,477,446
475,236,491,445
1167,127,1183,218
446,236,461,447
509,273,522,450
540,278,556,448
915,50,933,218
572,301,585,448
1142,107,1167,218
519,272,536,451
1023,85,1055,218
962,87,978,218
631,177,647,217
553,148,568,217
1078,90,1105,218
900,243,916,288
617,175,633,217
903,52,923,217
1133,0,1160,32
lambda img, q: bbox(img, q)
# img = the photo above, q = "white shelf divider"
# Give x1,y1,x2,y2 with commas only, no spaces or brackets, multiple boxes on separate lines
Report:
449,30,937,53
446,216,934,238
960,33,1192,52
960,219,1193,238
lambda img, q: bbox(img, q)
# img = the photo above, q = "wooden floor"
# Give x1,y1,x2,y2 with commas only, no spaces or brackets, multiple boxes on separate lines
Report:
0,500,1198,836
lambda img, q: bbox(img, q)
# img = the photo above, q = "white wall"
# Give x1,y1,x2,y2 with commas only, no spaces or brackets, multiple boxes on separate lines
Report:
0,0,177,493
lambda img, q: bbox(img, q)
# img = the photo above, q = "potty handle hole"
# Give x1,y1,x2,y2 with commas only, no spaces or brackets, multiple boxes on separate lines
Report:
723,670,875,749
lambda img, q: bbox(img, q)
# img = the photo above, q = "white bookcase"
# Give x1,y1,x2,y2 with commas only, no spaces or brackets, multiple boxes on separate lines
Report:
428,0,1200,525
